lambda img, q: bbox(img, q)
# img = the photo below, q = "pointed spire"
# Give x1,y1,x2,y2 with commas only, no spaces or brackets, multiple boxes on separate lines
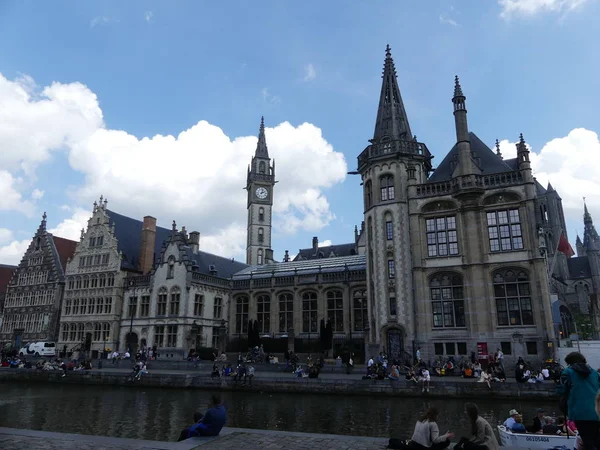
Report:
584,197,591,222
255,116,269,158
547,182,555,192
495,139,502,159
453,75,464,99
451,75,476,177
172,220,177,232
373,45,413,141
38,211,47,232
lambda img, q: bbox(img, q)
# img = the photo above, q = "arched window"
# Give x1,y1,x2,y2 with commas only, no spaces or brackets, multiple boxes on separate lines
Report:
76,323,84,341
157,287,168,315
353,290,368,331
235,296,249,333
258,228,264,243
302,291,318,332
102,323,110,342
385,212,393,240
365,181,372,209
69,323,77,341
278,293,293,333
259,161,266,174
380,175,395,201
493,269,533,326
259,207,265,222
430,273,465,328
61,323,69,342
257,249,263,265
170,286,181,315
257,294,270,334
167,256,175,279
327,290,344,332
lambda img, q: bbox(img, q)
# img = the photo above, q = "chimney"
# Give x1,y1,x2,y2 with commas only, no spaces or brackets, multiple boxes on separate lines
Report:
265,248,274,264
138,216,157,274
189,231,200,254
284,250,290,262
312,236,319,255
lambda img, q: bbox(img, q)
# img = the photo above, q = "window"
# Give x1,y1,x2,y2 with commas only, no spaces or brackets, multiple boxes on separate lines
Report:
69,323,77,341
94,255,101,265
102,254,109,264
430,273,465,328
386,221,393,240
93,323,101,341
194,294,204,316
257,249,263,265
64,299,72,315
166,325,178,347
99,276,106,288
89,237,96,247
169,287,180,315
259,161,266,174
494,269,533,326
102,323,110,342
380,175,395,201
104,297,112,314
388,259,395,279
526,341,538,355
90,277,98,288
487,209,524,252
128,296,137,318
365,181,372,209
212,327,220,348
501,342,512,355
97,236,104,246
154,325,165,347
278,293,293,333
83,277,89,289
167,257,175,279
68,278,74,290
140,295,150,317
327,290,344,332
258,228,264,243
389,296,397,316
61,324,69,341
157,288,167,315
87,298,95,314
302,291,318,333
257,295,270,334
445,343,456,355
434,343,444,355
353,290,368,332
235,296,249,334
259,207,265,222
213,297,223,319
426,216,459,257
457,342,467,355
96,297,104,314
107,274,114,287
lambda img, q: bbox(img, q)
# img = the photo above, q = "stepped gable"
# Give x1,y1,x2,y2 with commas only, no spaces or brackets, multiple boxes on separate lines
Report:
428,132,516,182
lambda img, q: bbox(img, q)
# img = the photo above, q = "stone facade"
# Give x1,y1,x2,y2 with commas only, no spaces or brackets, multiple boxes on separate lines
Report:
0,214,77,347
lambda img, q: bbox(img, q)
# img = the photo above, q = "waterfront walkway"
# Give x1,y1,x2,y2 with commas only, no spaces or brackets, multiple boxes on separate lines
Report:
0,426,389,450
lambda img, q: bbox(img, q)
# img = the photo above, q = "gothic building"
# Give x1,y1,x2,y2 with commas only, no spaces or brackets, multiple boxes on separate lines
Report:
0,214,77,347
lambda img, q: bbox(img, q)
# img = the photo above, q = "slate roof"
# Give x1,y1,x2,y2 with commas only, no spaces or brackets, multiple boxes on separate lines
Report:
567,257,591,279
183,246,248,278
293,243,358,261
233,254,365,280
428,132,516,182
535,179,547,196
0,264,16,294
51,236,78,271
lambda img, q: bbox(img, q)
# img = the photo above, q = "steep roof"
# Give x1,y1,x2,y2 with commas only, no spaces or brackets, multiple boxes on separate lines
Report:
428,132,515,182
183,247,248,278
51,236,78,271
293,243,358,261
535,179,547,196
0,264,16,294
567,257,591,279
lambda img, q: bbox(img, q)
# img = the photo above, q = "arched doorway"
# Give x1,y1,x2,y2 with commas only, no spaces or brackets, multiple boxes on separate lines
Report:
126,332,139,355
387,329,404,362
559,305,574,338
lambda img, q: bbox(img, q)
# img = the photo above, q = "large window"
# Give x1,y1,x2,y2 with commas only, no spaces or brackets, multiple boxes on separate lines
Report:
140,295,150,317
380,175,395,201
235,296,249,334
386,221,393,240
128,296,137,318
257,249,263,265
154,325,165,347
494,269,533,326
487,209,523,252
258,228,264,243
259,207,265,222
166,325,178,347
430,273,465,328
365,181,372,209
302,291,318,333
327,290,344,332
388,259,395,279
157,288,167,316
169,287,180,315
257,295,270,334
213,297,223,319
278,293,293,333
426,216,458,257
389,296,397,316
194,294,204,316
353,290,368,331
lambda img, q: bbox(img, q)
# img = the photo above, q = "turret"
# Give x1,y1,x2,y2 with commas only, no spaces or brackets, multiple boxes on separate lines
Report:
451,76,478,178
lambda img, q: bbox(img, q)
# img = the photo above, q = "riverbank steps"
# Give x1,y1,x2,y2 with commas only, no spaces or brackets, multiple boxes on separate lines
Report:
0,427,390,450
0,368,558,399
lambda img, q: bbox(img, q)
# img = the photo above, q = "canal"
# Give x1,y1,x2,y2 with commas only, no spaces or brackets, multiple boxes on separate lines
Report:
0,383,558,442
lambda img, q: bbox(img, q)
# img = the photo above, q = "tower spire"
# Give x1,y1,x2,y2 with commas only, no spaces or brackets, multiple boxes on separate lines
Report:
495,139,503,159
372,45,412,141
255,116,269,158
451,76,477,177
582,197,599,251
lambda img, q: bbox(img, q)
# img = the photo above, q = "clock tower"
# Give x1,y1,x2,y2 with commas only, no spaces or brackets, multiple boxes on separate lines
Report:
246,117,275,265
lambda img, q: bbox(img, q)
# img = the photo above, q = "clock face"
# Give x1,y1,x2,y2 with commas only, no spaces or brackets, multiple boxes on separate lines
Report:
255,187,268,200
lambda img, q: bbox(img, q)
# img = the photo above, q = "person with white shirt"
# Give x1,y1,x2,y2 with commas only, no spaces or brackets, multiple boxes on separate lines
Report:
503,409,519,429
541,367,550,379
421,368,431,393
496,348,504,371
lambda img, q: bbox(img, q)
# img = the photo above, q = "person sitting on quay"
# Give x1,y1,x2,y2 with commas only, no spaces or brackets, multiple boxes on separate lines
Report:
420,367,431,393
453,403,499,450
462,364,474,378
408,407,455,450
406,367,419,384
503,409,520,429
477,369,491,389
389,363,401,381
210,363,220,379
177,394,227,441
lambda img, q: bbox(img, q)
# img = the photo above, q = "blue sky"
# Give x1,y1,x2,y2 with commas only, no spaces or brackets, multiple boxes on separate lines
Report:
0,0,599,264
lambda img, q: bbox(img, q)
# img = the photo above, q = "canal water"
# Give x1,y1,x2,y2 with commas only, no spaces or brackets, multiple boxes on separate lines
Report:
0,383,559,442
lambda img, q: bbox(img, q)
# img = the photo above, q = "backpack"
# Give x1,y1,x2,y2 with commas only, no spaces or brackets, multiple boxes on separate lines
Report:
388,438,410,449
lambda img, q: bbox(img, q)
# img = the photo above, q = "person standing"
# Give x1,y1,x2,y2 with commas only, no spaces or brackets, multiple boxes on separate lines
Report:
409,407,455,450
416,347,421,364
496,348,504,371
454,403,498,450
557,352,600,450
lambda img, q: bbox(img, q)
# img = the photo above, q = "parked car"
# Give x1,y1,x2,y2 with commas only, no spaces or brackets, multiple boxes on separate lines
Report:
18,342,56,357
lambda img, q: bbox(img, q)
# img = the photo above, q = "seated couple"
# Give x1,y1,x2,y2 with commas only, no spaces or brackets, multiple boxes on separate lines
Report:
177,394,227,441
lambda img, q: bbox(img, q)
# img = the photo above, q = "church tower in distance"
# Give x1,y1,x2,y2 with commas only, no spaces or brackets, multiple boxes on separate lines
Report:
246,117,275,265
356,45,433,356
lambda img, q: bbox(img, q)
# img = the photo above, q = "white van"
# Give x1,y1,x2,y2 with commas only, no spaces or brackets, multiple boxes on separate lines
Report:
18,342,56,357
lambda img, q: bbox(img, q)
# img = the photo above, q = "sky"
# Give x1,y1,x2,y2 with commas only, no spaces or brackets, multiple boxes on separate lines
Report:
1,0,599,265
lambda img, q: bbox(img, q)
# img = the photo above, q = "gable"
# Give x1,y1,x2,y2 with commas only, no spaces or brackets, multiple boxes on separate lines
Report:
52,236,78,271
0,264,16,294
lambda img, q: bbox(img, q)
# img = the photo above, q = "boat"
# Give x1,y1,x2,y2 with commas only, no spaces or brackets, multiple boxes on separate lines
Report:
497,425,577,449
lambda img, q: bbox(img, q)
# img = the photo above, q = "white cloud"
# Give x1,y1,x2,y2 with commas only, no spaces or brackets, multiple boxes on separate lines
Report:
0,171,36,216
499,0,588,18
304,64,317,82
30,189,44,200
0,228,13,245
144,11,153,23
90,16,111,28
319,239,332,247
0,73,346,261
0,239,30,265
439,14,459,26
261,87,281,104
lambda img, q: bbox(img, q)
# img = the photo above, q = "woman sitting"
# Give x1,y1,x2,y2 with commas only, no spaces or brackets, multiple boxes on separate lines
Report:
389,364,401,380
454,403,499,450
409,407,455,450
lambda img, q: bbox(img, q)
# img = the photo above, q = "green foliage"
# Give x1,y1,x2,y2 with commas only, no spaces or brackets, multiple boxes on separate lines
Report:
573,313,594,340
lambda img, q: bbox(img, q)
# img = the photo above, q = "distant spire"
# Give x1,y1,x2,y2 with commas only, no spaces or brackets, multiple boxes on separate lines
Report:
516,133,531,169
172,220,177,232
373,45,413,141
453,75,464,99
547,182,555,192
584,197,591,222
582,197,599,251
451,75,476,177
255,116,269,158
495,139,502,159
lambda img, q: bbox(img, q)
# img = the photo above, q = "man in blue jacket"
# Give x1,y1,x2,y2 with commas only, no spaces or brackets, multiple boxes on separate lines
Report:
177,394,227,441
557,352,600,450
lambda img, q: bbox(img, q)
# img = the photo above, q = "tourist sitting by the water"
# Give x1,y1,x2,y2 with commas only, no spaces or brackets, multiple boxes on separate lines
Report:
542,417,560,435
420,368,431,393
541,367,550,379
308,364,319,378
454,403,499,450
222,364,233,377
408,407,455,450
234,364,246,382
176,394,227,441
511,415,527,433
389,364,400,380
217,352,227,362
406,367,419,384
210,363,220,379
503,409,520,429
477,370,491,389
463,365,474,378
473,362,482,378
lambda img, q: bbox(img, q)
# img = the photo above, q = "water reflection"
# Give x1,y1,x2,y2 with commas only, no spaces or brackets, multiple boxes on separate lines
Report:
0,383,559,442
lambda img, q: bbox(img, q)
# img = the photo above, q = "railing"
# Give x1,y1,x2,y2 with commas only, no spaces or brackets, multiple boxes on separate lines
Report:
191,271,231,288
415,170,525,198
125,274,151,287
231,270,366,290
358,139,431,169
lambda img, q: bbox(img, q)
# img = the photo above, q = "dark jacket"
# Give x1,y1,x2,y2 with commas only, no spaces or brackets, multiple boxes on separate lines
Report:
556,363,600,421
188,404,227,437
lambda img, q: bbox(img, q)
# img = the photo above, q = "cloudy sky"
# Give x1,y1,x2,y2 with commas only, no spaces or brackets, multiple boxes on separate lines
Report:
1,0,599,265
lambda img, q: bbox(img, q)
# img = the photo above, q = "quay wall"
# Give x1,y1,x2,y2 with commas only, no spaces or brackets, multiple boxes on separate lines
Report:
0,369,557,400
